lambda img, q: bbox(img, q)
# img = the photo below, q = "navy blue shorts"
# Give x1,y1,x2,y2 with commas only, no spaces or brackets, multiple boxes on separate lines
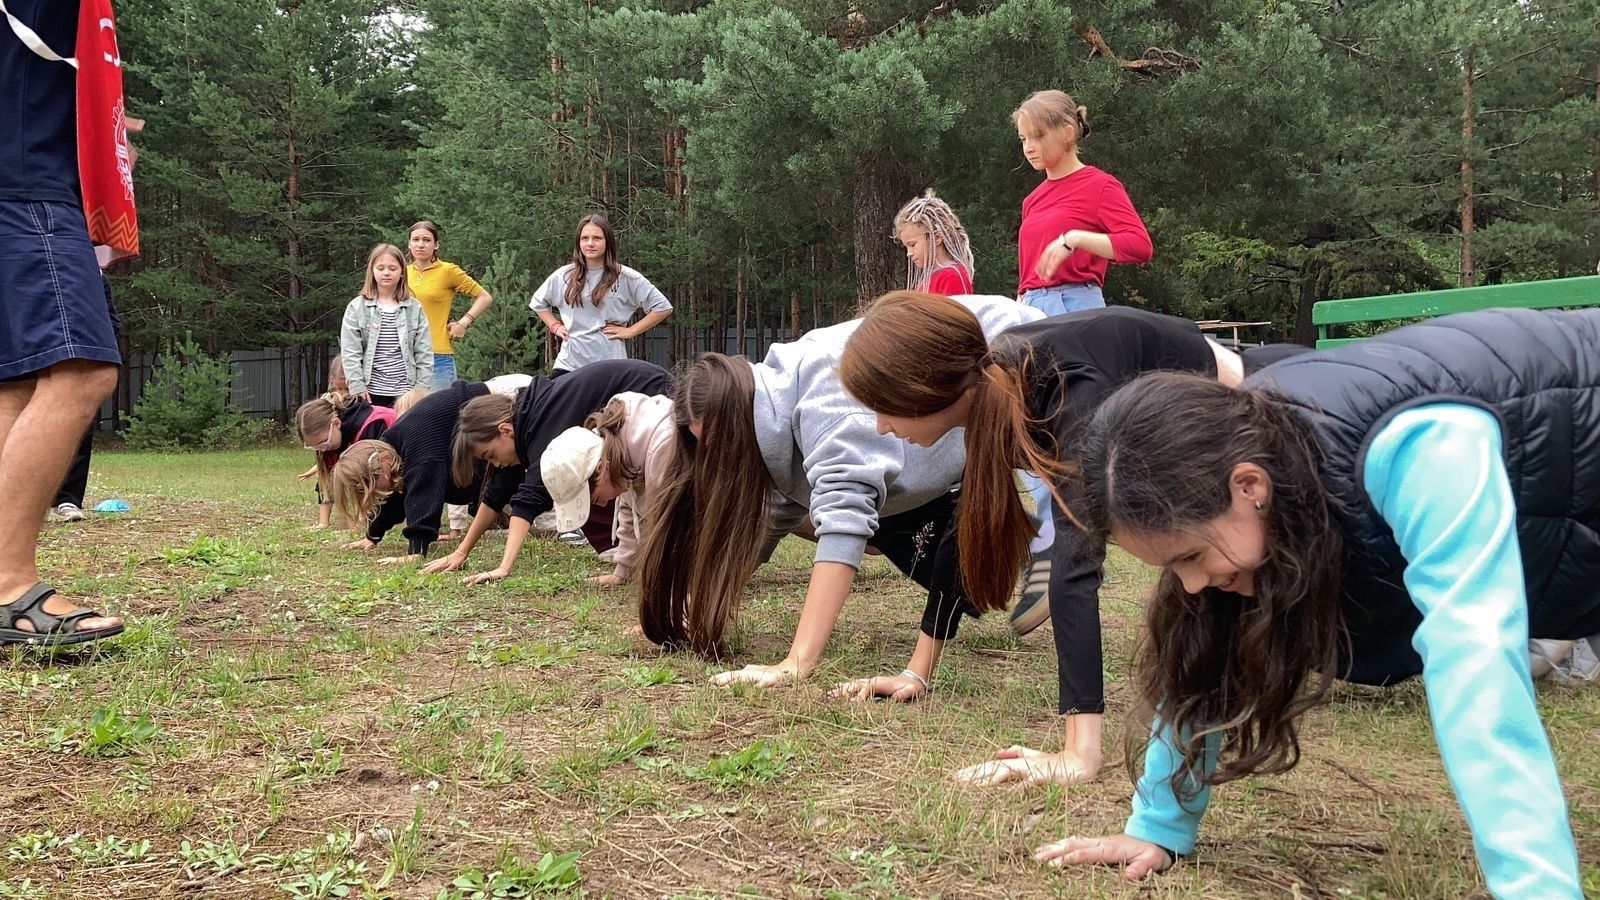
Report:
0,200,121,382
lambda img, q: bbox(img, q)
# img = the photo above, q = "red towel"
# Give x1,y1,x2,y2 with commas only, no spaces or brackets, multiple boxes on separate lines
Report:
73,0,139,263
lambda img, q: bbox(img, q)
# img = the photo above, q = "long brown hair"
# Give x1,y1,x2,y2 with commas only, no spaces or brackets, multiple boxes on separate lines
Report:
585,398,643,490
328,439,404,528
564,214,621,308
839,291,1074,614
450,393,516,487
1070,372,1345,795
635,354,771,657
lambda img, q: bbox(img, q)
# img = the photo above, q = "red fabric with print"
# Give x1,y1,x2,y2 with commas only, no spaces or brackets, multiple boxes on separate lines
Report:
74,0,138,261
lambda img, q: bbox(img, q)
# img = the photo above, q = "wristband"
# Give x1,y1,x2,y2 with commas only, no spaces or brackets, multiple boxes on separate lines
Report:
900,668,928,690
1056,232,1073,251
461,314,474,326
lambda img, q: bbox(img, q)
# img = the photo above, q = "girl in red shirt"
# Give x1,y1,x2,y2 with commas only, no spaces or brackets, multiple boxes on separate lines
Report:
892,190,975,296
1014,89,1152,315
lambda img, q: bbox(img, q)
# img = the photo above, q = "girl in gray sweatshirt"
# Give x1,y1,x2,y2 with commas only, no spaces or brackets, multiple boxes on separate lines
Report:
634,293,1044,698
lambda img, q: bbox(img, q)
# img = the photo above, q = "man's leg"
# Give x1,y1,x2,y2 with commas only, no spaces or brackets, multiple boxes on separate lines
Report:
53,420,95,510
0,360,121,631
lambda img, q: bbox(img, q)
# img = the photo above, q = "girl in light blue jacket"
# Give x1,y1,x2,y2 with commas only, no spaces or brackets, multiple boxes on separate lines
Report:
340,243,431,407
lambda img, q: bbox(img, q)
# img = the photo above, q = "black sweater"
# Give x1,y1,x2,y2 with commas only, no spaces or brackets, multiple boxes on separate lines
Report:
484,359,676,522
991,308,1217,715
367,381,489,554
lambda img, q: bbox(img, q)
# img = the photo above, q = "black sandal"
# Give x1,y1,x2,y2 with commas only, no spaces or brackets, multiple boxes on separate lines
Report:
0,583,124,646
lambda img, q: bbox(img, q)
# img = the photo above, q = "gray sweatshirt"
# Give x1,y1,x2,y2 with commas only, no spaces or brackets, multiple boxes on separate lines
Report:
751,294,1044,567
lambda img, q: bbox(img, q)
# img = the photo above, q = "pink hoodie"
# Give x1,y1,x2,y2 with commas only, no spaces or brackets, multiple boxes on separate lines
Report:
606,391,676,580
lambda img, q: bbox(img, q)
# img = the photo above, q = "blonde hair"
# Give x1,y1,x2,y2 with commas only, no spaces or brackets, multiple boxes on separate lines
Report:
296,391,356,485
328,439,404,527
451,393,517,487
392,387,430,416
1012,89,1090,145
361,244,413,302
892,189,975,292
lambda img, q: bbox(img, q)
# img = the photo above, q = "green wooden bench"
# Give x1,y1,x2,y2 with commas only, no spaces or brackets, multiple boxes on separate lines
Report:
1312,275,1600,349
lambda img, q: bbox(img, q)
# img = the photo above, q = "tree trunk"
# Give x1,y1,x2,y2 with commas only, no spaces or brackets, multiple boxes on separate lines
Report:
852,149,925,308
736,237,747,355
1293,255,1323,347
283,0,303,414
1459,48,1476,288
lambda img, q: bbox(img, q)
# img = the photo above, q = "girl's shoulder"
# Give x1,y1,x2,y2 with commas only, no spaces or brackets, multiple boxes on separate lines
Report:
545,263,580,282
617,264,650,281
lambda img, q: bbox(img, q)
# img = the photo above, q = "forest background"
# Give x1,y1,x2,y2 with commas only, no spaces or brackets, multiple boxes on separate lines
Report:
109,0,1600,413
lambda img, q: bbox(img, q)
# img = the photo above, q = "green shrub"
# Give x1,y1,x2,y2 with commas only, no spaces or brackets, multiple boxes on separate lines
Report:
123,336,267,450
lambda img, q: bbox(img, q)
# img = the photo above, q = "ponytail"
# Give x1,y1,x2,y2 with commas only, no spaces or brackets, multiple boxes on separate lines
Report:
585,399,643,489
840,291,1075,615
296,392,358,483
958,359,1077,613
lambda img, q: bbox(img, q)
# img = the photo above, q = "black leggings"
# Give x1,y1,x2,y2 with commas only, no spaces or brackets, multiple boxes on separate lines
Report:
865,490,975,641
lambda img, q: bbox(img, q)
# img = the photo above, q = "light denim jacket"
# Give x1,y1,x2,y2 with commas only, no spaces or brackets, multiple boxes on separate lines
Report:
339,295,433,396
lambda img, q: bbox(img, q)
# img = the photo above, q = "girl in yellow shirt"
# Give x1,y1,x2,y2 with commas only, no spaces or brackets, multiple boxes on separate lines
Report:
405,220,493,387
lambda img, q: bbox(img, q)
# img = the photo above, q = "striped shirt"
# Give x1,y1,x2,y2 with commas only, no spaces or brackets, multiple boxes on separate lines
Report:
367,309,411,396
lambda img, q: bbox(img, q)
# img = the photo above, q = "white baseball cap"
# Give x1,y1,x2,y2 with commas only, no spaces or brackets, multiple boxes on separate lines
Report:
541,426,604,533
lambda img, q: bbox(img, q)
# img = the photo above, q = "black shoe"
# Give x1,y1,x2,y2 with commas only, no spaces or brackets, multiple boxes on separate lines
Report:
1011,551,1051,636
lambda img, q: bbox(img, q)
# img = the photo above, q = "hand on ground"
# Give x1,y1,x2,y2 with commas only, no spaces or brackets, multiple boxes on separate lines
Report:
710,659,801,689
952,745,1100,786
463,567,510,585
1033,834,1172,880
308,522,327,531
587,572,625,586
377,554,422,566
829,672,925,703
343,538,377,551
421,552,467,575
438,531,462,543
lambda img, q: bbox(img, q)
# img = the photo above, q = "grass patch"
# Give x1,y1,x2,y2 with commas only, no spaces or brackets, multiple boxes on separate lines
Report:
0,447,1591,898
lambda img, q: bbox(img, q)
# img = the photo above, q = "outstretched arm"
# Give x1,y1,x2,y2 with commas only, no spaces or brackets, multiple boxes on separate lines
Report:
1366,404,1583,898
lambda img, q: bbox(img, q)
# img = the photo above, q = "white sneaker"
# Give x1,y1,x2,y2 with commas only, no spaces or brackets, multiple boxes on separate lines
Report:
556,530,590,550
597,546,619,564
51,502,86,522
1549,637,1600,685
1529,639,1576,680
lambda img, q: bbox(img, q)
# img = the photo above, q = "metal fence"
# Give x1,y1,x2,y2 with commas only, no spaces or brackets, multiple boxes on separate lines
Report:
96,328,790,429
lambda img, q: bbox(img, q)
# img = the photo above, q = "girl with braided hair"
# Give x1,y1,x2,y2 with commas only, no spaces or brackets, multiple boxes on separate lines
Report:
1014,89,1152,314
893,190,975,296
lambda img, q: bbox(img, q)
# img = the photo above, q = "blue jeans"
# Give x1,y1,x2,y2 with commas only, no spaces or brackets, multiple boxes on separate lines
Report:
1021,283,1105,317
432,353,457,388
1020,472,1055,555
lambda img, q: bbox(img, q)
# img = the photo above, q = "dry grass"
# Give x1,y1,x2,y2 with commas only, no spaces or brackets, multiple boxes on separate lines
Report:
0,447,1596,899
